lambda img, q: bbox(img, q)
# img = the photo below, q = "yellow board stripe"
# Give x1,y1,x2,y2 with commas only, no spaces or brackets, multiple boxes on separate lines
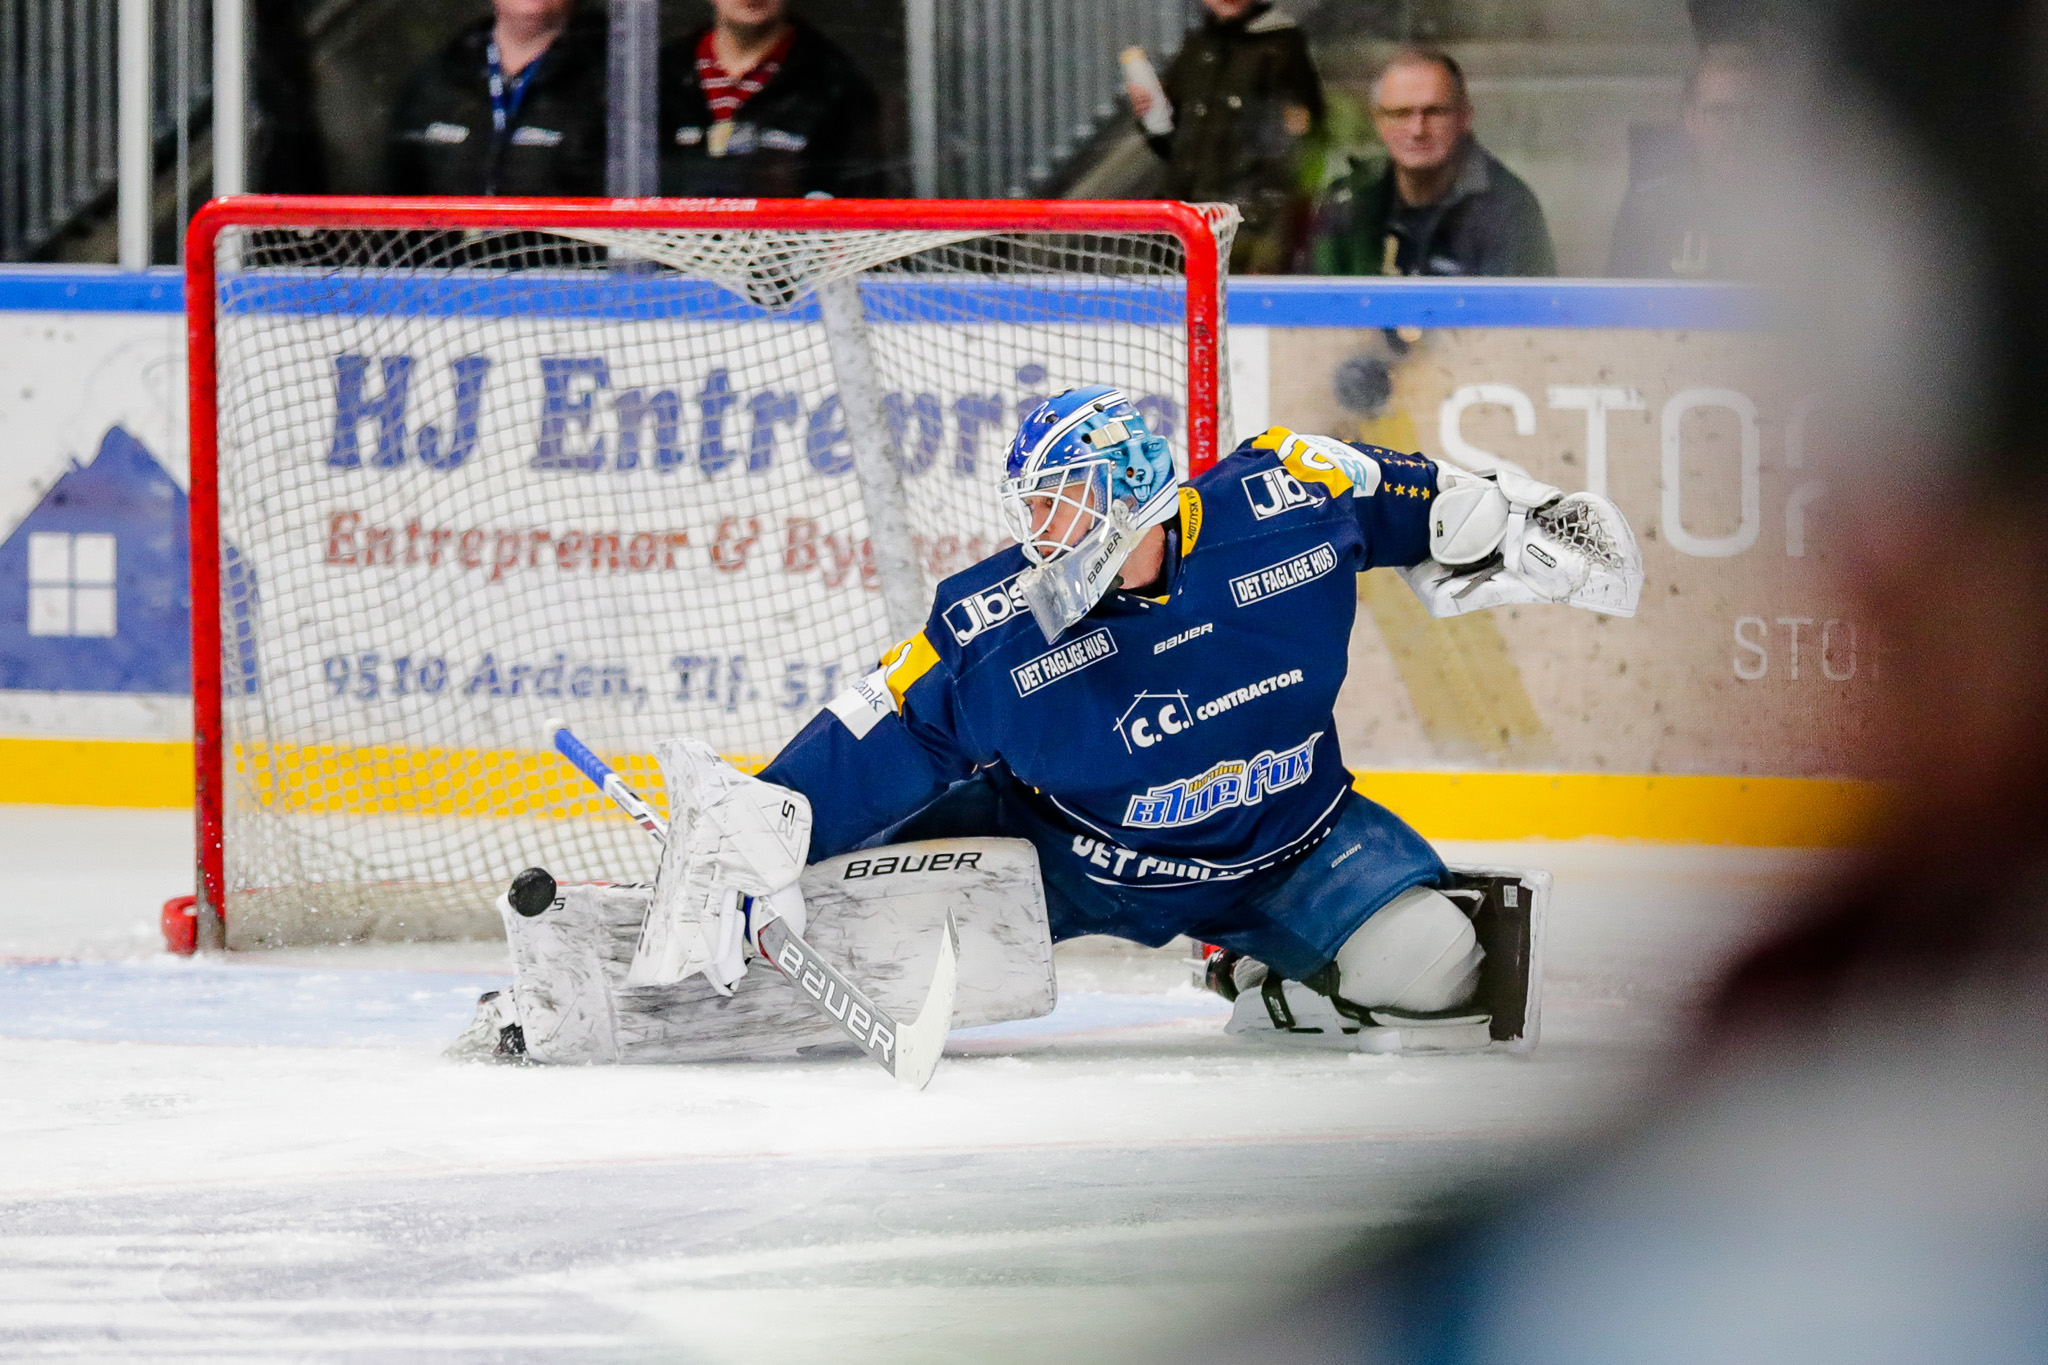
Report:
0,736,1887,846
1350,770,1888,847
0,737,196,808
0,737,775,816
231,743,672,818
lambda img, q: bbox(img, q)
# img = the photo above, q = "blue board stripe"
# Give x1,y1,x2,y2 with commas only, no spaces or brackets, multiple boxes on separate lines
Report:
1225,278,1762,330
0,266,1760,330
211,272,1195,325
0,267,184,313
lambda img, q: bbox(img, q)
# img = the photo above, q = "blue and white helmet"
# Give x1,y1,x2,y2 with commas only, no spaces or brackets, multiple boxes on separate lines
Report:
999,385,1181,641
999,385,1179,565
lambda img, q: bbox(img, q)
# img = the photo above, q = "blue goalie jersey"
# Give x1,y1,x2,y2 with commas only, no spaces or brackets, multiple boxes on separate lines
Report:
760,428,1446,955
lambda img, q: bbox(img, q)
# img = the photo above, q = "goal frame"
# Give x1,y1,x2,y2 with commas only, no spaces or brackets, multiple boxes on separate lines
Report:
183,195,1230,945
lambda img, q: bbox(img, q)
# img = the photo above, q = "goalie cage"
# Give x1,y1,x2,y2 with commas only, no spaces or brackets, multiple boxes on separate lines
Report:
185,196,1238,950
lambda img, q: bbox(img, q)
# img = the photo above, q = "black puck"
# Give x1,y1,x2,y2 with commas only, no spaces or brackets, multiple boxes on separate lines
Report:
508,867,558,917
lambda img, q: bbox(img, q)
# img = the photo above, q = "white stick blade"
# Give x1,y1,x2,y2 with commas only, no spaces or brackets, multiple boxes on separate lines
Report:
892,912,959,1090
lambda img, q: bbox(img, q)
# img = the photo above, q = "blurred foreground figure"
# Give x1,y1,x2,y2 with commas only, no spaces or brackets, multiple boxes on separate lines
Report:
1197,1,2048,1360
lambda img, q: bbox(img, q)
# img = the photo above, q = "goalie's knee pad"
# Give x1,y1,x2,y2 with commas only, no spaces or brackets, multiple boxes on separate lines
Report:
1332,884,1484,1014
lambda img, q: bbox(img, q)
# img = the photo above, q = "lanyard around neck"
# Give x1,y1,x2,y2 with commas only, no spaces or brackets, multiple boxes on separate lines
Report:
487,38,544,134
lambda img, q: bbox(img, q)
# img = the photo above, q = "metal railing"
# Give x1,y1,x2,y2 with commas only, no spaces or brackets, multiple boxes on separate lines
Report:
910,0,1200,199
1,0,211,261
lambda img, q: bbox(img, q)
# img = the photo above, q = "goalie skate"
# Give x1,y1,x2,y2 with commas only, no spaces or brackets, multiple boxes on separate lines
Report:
445,990,527,1062
480,838,1055,1065
1217,864,1550,1055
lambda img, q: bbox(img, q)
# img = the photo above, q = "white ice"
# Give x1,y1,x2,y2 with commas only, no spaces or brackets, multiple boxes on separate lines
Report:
0,804,1837,1363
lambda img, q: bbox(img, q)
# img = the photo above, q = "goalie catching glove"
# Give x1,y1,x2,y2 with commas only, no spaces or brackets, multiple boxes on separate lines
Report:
628,738,812,992
1403,459,1643,619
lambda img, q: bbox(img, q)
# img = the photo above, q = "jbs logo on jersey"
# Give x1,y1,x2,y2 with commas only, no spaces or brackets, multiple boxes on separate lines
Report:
1229,542,1339,607
1123,732,1321,828
1012,627,1116,696
1114,692,1194,753
1242,467,1324,519
943,572,1030,644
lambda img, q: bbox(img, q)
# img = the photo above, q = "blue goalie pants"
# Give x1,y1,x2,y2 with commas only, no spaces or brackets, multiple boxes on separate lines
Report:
868,769,1447,981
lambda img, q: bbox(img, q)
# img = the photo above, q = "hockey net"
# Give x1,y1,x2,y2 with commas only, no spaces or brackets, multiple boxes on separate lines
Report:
190,198,1236,948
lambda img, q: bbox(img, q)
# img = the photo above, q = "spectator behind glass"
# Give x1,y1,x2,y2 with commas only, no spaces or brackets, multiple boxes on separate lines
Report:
1308,48,1555,277
1126,0,1324,274
1608,46,1763,278
386,0,606,196
658,0,883,199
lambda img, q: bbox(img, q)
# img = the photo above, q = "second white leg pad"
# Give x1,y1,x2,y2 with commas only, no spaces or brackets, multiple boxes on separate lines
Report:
1333,885,1485,1014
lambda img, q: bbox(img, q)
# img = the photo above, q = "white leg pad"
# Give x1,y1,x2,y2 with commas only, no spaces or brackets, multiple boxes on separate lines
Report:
1333,885,1485,1014
495,838,1055,1064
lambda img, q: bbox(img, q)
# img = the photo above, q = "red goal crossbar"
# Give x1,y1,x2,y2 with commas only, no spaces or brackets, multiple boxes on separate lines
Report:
182,196,1230,942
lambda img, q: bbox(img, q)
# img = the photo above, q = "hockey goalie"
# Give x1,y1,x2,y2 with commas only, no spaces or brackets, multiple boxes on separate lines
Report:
454,385,1641,1070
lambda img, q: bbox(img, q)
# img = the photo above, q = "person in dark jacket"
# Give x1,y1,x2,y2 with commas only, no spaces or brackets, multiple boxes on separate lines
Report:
250,0,327,193
1308,47,1555,277
1607,45,1764,278
1127,0,1324,274
386,0,606,197
658,0,882,199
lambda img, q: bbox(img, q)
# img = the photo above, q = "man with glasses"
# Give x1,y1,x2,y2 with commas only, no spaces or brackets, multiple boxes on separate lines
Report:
1307,47,1555,277
1608,45,1763,278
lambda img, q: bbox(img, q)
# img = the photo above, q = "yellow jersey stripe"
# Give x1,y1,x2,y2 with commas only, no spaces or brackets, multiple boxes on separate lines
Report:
882,631,941,708
1251,425,1360,498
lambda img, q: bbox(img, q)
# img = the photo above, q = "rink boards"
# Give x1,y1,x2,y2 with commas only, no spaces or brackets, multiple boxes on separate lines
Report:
0,272,1880,842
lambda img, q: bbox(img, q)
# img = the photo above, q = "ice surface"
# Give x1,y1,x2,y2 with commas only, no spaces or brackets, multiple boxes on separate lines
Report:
0,804,1841,1362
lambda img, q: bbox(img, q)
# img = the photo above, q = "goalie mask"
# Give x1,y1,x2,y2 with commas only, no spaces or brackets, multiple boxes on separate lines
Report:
1000,385,1179,641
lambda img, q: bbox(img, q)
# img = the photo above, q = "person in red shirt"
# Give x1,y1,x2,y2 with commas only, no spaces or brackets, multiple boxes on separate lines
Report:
657,0,884,199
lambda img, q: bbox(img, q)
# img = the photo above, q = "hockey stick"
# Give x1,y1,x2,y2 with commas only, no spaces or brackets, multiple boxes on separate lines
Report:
543,720,958,1089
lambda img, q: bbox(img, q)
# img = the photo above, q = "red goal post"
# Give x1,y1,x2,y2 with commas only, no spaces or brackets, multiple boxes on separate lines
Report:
184,195,1235,949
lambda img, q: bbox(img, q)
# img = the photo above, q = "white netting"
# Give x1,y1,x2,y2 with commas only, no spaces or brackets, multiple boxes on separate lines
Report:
206,209,1234,946
1534,494,1630,568
558,227,986,307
